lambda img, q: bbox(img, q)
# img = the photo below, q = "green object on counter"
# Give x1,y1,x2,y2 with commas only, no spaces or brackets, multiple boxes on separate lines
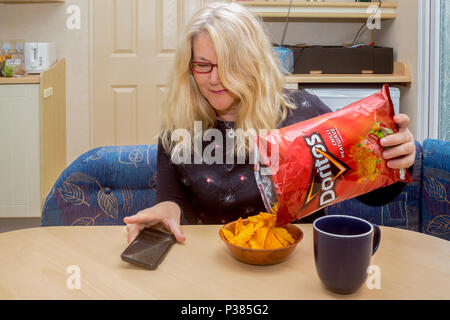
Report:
2,62,13,77
1,59,22,78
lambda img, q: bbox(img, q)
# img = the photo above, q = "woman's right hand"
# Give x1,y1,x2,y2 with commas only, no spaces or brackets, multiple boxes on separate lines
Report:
123,201,186,244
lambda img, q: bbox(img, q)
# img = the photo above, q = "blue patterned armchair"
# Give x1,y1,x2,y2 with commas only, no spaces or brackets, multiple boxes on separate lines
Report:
42,145,158,226
420,139,450,238
42,139,450,241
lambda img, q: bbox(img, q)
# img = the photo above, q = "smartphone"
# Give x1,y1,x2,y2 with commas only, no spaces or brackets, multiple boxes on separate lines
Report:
121,227,176,270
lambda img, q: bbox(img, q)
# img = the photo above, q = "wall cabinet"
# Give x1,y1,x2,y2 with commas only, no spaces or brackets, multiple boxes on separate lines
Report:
0,59,66,217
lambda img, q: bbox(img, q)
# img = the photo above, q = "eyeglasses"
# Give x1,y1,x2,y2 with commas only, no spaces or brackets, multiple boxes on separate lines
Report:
190,61,218,74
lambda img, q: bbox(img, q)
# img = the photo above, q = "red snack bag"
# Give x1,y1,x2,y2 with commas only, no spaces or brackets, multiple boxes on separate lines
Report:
254,84,412,226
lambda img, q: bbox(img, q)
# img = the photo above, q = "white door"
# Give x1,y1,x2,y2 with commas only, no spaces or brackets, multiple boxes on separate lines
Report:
92,0,212,147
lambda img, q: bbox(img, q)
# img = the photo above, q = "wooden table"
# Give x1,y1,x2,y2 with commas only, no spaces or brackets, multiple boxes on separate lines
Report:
0,225,449,300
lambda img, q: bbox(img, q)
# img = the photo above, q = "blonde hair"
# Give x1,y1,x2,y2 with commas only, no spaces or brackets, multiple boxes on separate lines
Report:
159,2,295,158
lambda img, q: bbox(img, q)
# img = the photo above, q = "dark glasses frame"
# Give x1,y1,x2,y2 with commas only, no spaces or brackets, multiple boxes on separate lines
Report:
190,61,219,74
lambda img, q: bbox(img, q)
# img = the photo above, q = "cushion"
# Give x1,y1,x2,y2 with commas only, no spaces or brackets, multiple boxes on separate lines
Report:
41,145,158,226
421,139,450,240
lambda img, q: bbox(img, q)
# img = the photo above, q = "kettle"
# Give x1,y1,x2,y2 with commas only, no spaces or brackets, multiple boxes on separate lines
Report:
24,42,56,73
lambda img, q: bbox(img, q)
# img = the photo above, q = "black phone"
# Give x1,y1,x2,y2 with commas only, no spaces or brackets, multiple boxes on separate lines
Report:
121,227,176,270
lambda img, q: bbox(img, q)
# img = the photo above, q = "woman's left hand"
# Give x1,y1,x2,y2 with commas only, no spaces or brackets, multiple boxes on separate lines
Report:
380,113,416,169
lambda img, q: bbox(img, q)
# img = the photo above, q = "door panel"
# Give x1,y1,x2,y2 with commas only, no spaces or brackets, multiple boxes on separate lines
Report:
0,84,40,217
92,0,213,147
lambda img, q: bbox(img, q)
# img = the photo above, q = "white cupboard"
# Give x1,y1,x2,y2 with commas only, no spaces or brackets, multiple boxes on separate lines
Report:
0,59,66,217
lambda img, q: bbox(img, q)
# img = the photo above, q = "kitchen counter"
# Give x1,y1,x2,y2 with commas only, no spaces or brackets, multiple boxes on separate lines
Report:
0,74,40,84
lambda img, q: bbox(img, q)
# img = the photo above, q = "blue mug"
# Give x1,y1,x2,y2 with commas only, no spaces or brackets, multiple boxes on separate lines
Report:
313,215,381,295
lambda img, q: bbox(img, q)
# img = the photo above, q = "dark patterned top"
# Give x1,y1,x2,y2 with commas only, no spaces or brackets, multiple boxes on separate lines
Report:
156,90,405,225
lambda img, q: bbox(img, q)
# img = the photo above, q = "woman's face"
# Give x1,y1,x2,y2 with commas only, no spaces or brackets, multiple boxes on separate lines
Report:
192,32,239,120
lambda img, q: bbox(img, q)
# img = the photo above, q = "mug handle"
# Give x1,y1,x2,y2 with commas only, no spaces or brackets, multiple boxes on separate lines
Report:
372,224,381,255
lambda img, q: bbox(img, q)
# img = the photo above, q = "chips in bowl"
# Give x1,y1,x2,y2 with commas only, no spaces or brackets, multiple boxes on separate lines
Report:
221,212,295,249
219,212,303,265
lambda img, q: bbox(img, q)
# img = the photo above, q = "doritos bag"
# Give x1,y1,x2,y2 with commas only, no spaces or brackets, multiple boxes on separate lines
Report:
254,84,412,226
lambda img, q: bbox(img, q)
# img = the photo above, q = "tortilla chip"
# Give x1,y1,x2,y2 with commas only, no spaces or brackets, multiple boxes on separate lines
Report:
259,213,277,228
254,220,265,230
273,232,289,247
266,218,276,229
255,227,269,248
234,224,255,247
235,217,243,236
264,230,283,249
222,228,236,244
257,212,275,220
248,212,276,228
249,237,262,249
225,212,295,249
273,227,296,245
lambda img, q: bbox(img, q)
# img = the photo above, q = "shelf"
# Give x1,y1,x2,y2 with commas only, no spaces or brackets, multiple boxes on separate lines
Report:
0,0,64,3
285,62,411,87
0,74,40,84
236,1,397,21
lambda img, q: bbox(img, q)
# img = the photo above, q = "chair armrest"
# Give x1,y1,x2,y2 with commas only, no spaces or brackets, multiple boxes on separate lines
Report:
69,145,158,188
41,145,158,226
421,139,450,240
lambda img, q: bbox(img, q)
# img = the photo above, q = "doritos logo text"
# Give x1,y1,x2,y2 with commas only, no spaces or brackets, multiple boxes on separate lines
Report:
304,132,350,208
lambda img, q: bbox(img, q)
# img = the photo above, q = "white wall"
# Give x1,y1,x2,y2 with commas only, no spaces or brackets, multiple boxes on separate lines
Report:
373,0,419,137
0,0,90,164
0,0,419,164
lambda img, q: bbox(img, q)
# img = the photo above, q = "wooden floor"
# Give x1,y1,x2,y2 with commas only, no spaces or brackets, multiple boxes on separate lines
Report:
0,218,42,234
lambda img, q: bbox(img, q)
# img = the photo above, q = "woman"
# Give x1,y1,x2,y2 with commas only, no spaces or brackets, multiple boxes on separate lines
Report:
124,2,416,244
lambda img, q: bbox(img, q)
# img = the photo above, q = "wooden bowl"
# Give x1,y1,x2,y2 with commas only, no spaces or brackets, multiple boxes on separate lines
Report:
219,219,304,266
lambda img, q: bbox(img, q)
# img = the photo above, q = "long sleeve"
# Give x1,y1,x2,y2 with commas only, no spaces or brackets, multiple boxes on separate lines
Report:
155,138,197,224
356,164,415,206
356,181,406,206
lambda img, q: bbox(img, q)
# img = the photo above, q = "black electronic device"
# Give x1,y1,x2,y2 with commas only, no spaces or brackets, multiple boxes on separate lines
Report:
121,227,176,270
